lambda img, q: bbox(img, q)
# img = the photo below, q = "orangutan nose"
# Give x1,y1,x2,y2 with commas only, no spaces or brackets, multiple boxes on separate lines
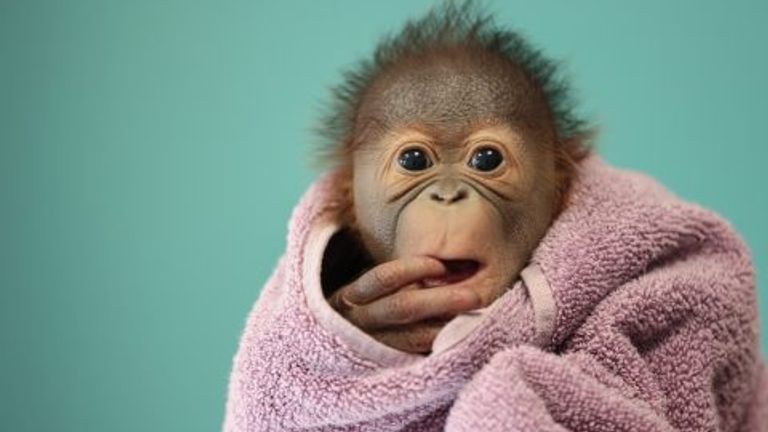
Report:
427,180,469,204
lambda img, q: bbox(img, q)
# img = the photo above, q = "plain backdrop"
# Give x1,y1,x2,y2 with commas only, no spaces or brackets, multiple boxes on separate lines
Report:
2,1,767,431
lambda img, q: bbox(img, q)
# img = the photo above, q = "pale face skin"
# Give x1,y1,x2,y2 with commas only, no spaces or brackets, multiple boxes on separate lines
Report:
326,48,561,353
353,122,557,307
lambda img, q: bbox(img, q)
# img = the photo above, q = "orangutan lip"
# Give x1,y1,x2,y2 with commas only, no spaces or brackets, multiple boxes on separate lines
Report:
422,259,481,287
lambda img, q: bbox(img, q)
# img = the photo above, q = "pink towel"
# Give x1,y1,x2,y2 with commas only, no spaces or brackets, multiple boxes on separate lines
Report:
222,155,767,431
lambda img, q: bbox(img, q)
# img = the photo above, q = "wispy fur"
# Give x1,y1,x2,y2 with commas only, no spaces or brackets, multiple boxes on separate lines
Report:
315,1,592,164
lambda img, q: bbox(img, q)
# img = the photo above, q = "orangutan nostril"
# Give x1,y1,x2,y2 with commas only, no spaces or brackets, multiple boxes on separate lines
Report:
430,188,468,204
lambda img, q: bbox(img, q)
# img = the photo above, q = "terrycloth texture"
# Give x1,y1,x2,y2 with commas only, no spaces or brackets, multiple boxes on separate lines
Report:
222,155,767,431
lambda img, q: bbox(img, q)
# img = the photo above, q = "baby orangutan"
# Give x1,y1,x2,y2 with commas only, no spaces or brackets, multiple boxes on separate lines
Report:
321,24,588,354
224,3,766,431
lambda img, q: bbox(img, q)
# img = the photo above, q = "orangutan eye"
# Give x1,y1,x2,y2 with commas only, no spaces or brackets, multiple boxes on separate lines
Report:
398,148,432,171
469,147,503,172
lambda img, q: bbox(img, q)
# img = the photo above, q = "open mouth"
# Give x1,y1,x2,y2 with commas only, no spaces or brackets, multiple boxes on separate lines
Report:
422,259,481,288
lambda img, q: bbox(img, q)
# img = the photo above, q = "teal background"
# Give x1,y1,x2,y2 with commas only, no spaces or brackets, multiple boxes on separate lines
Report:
2,1,767,431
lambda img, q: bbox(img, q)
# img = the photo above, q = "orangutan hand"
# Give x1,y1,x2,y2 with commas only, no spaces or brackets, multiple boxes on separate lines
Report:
327,256,482,353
